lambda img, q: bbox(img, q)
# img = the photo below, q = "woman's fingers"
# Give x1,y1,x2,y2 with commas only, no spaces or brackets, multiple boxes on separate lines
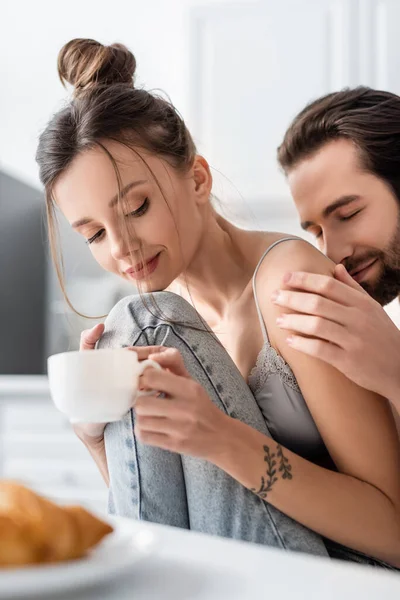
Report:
140,366,195,398
124,346,188,376
135,399,199,453
135,395,177,417
125,345,165,359
277,313,347,346
80,323,105,350
135,429,172,450
148,348,189,377
136,415,172,433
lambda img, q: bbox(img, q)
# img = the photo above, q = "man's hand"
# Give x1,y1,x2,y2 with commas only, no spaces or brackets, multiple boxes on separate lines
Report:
273,263,400,407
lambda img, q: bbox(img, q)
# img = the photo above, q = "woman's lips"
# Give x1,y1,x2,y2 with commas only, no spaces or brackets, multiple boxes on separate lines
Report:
125,253,161,280
351,258,378,283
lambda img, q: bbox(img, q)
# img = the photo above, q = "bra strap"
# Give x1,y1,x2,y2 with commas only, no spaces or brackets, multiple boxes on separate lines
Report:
252,236,301,342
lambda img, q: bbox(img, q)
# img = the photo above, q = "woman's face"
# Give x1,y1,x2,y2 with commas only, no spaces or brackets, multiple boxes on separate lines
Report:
53,142,212,291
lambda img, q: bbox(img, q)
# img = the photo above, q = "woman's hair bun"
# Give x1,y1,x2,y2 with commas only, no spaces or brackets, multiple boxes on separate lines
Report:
57,38,136,97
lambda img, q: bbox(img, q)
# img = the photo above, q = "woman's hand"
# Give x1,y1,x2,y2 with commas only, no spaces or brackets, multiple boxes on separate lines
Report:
274,264,400,404
72,324,107,444
74,324,168,444
134,348,231,461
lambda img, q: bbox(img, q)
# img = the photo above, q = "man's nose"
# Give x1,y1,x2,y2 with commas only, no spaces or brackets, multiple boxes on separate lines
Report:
322,230,353,265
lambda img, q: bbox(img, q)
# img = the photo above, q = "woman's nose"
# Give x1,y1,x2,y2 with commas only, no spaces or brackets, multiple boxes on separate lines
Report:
109,229,138,260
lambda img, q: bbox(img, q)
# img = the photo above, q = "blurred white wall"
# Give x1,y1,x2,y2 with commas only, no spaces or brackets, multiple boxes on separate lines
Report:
3,0,400,201
1,0,258,353
0,0,253,189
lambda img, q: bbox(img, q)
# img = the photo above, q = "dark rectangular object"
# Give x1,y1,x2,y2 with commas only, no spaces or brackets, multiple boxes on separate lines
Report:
0,171,46,374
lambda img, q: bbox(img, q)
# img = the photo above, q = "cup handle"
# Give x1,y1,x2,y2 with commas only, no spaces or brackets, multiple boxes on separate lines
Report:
137,359,162,397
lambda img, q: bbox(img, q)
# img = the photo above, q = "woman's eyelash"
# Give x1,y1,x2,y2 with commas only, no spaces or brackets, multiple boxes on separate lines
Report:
130,197,149,218
86,229,104,245
85,198,150,245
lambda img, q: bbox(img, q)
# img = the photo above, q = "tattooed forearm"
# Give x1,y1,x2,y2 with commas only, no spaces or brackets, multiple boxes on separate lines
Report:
250,445,278,499
276,444,293,480
251,443,293,500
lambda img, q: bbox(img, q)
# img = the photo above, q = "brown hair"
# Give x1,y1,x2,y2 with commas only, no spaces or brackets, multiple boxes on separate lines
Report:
277,86,400,203
36,38,197,319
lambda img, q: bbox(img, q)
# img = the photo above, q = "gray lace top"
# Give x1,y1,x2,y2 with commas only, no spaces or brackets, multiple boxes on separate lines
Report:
248,237,334,468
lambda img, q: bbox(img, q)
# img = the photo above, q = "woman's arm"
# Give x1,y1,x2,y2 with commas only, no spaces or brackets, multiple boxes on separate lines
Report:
73,324,110,487
214,415,400,565
132,241,400,564
223,238,400,564
83,439,110,487
136,344,400,565
74,427,110,487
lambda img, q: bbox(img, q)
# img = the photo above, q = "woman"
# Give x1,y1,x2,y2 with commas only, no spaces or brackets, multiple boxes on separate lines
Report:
36,38,400,568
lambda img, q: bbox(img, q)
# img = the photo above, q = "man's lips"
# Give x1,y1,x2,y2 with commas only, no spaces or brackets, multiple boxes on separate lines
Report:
349,258,378,282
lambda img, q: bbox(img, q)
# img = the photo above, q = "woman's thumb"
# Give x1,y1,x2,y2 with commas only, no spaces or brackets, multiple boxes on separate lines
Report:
80,323,105,350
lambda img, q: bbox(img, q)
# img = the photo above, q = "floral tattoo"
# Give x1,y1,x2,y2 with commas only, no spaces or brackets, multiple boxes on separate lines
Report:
251,443,293,499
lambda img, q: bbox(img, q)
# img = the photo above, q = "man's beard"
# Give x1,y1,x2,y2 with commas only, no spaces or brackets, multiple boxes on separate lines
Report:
343,217,400,306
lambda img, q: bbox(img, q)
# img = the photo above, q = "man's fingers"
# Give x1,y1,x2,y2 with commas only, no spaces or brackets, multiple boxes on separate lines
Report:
334,264,369,294
282,271,364,305
80,323,105,350
277,313,346,346
286,334,342,367
272,290,349,324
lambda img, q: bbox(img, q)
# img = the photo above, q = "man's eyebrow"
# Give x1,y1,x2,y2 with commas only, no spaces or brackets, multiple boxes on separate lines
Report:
71,179,148,229
300,195,360,231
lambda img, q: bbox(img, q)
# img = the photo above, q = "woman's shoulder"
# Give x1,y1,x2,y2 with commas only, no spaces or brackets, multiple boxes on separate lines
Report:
254,235,335,292
252,236,335,357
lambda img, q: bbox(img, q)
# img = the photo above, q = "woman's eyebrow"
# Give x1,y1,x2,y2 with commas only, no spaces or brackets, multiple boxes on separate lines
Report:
71,179,148,229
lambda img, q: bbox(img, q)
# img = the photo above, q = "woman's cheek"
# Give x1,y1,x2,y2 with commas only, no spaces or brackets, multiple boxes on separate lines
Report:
91,247,115,274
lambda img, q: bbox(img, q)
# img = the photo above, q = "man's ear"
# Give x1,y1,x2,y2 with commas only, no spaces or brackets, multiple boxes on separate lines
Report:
192,155,213,204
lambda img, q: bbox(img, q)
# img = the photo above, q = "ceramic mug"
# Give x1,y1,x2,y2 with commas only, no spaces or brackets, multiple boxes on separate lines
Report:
47,348,161,423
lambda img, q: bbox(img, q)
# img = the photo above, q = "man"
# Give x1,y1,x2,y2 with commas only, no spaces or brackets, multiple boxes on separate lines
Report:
275,86,400,415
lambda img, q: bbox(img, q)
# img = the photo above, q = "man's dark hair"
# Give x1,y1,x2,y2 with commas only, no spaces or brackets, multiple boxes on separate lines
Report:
278,86,400,202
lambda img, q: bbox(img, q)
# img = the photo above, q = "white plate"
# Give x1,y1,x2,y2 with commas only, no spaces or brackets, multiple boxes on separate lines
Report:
0,517,155,598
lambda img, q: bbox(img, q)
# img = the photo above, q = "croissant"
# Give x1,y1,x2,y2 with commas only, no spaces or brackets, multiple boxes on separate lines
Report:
0,481,113,567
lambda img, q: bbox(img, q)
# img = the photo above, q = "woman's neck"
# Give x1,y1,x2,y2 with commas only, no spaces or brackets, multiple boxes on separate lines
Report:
174,214,261,319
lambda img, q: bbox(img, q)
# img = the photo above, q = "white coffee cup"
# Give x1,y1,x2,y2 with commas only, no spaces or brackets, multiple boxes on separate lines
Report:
47,348,161,423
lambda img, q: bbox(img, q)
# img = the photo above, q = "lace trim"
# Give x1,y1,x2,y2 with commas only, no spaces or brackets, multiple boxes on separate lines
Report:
248,342,301,395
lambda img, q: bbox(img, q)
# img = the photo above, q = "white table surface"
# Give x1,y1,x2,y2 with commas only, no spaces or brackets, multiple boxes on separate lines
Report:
23,516,400,600
0,375,49,397
2,374,400,598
